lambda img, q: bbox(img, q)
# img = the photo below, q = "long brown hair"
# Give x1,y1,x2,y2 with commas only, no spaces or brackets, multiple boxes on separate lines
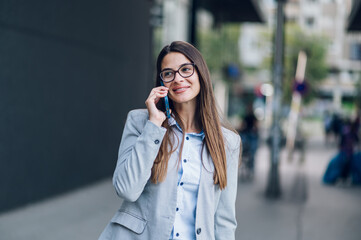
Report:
151,41,228,190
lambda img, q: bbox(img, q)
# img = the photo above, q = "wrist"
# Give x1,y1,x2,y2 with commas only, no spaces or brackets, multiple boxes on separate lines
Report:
149,117,164,127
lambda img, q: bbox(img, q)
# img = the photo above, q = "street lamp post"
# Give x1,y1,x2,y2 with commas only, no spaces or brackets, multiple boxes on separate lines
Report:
189,0,199,46
266,0,285,198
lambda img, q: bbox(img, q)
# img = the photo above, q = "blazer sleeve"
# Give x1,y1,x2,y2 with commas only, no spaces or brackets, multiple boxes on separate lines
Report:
112,110,167,202
214,133,241,240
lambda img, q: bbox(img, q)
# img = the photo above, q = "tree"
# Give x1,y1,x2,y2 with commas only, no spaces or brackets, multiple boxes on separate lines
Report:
283,24,329,104
197,23,241,83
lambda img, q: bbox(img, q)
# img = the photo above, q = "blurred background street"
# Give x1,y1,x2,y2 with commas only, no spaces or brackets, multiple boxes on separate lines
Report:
1,0,361,239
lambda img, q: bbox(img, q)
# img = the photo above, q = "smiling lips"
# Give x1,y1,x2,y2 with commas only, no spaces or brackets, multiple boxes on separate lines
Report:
172,86,190,93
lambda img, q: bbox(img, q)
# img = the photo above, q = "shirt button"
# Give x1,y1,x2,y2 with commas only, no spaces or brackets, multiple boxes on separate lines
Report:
180,182,184,186
154,139,160,144
183,159,187,163
176,207,179,211
186,136,189,140
176,233,180,237
197,228,201,235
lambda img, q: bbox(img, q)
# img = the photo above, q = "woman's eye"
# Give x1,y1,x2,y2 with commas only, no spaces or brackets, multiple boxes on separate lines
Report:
181,67,191,72
163,71,173,77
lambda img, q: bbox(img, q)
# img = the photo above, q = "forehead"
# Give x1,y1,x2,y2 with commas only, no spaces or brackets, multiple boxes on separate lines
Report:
161,52,191,70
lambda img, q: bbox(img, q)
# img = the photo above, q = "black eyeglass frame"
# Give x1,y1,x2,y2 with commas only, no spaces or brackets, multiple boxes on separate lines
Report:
159,63,196,83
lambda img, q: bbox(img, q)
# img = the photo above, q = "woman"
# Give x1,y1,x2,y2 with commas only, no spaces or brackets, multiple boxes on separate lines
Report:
99,41,241,240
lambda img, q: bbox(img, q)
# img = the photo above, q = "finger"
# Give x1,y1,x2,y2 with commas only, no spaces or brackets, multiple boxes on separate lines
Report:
153,92,168,104
156,86,169,90
146,91,168,106
149,90,167,100
153,86,169,93
148,88,168,99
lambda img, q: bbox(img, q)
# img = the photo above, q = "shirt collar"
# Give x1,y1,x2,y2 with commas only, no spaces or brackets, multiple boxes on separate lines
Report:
168,116,205,140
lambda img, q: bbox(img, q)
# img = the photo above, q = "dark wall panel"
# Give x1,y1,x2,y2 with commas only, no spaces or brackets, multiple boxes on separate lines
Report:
0,0,153,212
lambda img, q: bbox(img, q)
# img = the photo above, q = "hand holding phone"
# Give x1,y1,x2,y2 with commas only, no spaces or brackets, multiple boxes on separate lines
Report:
160,81,171,119
145,85,170,126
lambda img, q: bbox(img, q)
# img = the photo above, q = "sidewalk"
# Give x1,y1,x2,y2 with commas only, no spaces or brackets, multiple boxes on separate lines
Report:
236,134,361,240
0,178,119,240
0,135,360,240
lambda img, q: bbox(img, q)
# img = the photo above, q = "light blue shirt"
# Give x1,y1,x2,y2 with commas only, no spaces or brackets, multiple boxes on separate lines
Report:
169,118,205,240
99,109,240,240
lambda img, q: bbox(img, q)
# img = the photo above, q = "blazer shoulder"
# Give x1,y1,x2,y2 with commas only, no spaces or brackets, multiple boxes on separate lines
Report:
123,109,150,132
222,126,241,152
127,109,149,119
126,109,149,123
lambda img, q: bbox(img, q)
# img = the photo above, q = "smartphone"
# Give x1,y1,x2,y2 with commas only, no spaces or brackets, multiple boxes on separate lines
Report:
160,81,170,119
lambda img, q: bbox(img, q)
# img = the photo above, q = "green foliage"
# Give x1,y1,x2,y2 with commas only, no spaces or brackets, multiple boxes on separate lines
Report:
152,27,164,62
197,24,241,81
283,24,329,104
355,73,361,108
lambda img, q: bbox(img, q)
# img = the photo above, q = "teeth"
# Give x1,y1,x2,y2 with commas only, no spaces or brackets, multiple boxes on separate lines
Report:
174,87,187,91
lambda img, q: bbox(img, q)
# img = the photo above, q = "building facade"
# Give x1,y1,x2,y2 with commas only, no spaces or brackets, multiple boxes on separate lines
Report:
239,0,361,116
0,0,154,213
285,0,361,112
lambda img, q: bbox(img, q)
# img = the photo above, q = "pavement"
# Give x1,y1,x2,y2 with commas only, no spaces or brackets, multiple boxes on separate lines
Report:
1,130,361,240
236,134,361,240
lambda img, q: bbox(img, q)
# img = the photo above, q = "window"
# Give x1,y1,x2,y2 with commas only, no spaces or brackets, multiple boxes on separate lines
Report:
350,43,361,60
305,17,315,27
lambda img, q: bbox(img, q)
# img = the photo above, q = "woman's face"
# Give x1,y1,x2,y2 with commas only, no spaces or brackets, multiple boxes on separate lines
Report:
160,52,200,107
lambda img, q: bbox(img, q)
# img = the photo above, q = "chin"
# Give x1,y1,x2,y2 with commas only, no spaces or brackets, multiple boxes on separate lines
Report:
171,97,196,105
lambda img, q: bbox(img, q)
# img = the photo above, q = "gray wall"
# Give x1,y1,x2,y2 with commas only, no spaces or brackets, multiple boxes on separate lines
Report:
0,0,153,213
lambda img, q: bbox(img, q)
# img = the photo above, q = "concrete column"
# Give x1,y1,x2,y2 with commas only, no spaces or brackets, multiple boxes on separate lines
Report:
214,79,229,116
162,0,190,44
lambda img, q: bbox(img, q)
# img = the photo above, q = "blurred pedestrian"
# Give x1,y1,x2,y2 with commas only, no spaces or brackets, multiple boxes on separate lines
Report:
238,104,259,178
323,116,359,185
339,118,355,181
331,113,343,143
98,41,241,240
323,110,332,145
351,108,360,150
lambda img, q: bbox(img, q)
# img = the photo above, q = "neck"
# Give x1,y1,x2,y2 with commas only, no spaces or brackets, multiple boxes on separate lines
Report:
174,102,200,133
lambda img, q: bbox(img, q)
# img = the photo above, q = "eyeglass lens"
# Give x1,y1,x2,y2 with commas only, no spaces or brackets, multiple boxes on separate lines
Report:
160,64,194,82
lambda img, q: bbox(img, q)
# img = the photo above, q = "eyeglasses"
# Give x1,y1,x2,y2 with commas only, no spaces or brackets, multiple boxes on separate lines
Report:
160,63,195,83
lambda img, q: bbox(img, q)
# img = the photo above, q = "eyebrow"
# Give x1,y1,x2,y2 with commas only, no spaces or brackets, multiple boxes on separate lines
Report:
161,62,192,72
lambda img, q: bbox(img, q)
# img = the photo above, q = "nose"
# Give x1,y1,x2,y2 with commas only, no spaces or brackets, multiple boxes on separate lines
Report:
173,71,184,82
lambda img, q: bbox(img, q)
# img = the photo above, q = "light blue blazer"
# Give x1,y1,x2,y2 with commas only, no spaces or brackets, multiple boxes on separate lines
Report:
98,109,241,240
